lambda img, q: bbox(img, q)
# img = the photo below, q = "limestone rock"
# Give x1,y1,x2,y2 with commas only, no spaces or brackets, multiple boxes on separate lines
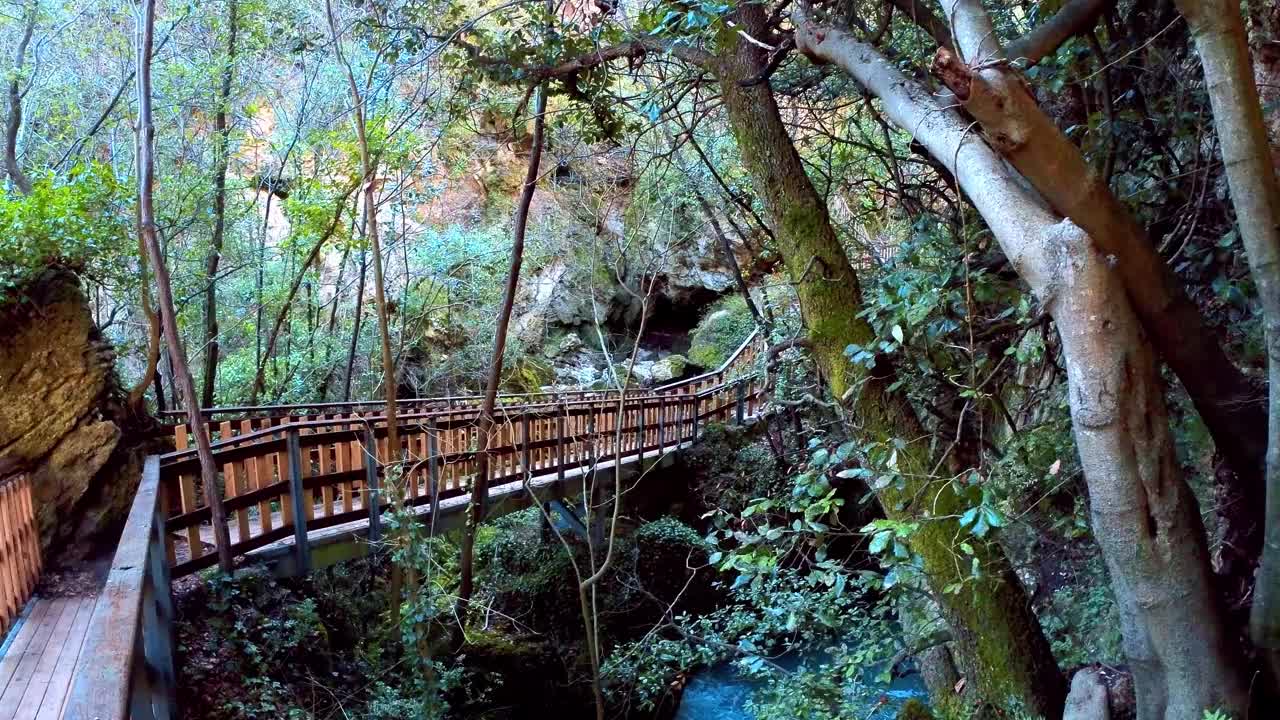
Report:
1064,667,1111,720
0,270,153,559
649,354,687,383
555,333,584,356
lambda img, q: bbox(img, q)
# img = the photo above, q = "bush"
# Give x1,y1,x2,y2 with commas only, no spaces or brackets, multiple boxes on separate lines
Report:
688,294,756,369
0,164,130,304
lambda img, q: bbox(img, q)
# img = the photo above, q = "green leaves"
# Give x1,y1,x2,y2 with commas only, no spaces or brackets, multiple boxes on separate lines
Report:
958,498,1005,539
0,163,130,303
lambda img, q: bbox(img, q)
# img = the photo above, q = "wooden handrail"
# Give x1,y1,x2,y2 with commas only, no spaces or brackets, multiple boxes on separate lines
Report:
161,328,762,421
0,472,40,636
64,456,176,720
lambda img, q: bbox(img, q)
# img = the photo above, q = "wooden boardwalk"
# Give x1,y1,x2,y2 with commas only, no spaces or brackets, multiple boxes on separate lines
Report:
0,331,767,720
0,596,97,720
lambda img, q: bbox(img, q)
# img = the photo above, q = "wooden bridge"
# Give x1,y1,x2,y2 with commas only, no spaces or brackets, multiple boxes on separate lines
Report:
0,332,765,720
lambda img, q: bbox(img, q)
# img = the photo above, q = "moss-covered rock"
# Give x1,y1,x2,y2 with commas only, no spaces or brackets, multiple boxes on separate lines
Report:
503,355,556,393
896,698,934,720
688,294,755,369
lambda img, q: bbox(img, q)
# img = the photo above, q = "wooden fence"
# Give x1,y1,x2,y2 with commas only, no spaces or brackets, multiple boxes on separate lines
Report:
0,472,41,636
156,330,766,578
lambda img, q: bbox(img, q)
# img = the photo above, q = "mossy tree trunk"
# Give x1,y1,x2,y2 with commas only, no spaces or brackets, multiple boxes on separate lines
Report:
713,5,1065,714
795,9,1249,716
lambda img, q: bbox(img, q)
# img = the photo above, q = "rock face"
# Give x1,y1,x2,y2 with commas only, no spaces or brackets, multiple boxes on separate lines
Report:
0,270,153,560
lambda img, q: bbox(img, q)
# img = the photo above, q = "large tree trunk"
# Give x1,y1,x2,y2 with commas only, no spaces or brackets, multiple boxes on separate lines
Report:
1172,0,1280,684
456,82,547,621
794,13,1249,717
716,6,1065,714
135,0,232,573
928,0,1268,572
201,0,239,409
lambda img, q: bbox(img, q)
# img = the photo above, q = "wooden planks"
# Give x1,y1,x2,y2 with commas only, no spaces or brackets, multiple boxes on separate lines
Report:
0,595,97,720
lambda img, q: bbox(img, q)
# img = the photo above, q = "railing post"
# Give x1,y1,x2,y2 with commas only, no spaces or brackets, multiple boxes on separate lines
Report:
692,394,700,440
427,420,440,534
587,407,597,465
521,413,532,478
636,398,646,454
365,427,381,543
145,481,176,720
556,406,566,483
286,430,312,573
657,394,665,453
736,379,746,425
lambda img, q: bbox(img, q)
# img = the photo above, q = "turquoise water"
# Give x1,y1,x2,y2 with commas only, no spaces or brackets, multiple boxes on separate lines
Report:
675,660,927,720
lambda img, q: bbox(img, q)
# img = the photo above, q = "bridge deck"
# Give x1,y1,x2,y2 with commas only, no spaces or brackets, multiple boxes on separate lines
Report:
0,596,97,720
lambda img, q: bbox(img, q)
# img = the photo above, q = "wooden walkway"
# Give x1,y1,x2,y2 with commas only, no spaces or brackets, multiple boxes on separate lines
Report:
0,330,766,720
0,596,97,720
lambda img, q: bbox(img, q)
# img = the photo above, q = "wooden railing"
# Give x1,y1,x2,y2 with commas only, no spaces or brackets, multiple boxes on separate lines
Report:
65,457,177,720
55,332,765,720
156,330,766,578
0,472,41,636
161,330,763,432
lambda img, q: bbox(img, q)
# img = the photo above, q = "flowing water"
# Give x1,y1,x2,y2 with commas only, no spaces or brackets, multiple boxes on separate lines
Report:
675,658,927,720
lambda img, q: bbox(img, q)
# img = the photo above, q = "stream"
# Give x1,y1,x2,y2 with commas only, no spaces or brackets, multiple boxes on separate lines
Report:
675,657,927,720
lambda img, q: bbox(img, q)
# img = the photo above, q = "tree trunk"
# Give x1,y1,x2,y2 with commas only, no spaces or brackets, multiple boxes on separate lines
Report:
343,247,367,402
201,0,238,409
135,0,231,573
249,191,352,402
457,82,547,621
128,231,161,416
717,6,1065,714
5,1,35,195
794,14,1249,717
1172,0,1280,684
327,0,401,627
929,0,1268,564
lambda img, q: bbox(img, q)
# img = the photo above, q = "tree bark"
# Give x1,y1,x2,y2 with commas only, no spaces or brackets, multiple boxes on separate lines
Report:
327,0,402,628
5,2,35,195
795,12,1249,717
926,0,1268,560
456,82,547,621
128,231,162,416
1172,0,1280,684
135,0,232,573
201,0,239,409
716,5,1065,714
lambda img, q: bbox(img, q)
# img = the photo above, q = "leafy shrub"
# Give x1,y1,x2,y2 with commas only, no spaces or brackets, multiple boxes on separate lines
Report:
474,508,579,630
0,164,130,303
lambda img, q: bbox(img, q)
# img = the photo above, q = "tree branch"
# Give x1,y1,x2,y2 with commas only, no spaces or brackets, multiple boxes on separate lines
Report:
1006,0,1113,66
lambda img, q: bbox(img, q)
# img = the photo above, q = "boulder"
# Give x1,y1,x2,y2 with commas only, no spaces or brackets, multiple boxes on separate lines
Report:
0,270,155,560
1064,667,1111,720
649,354,687,383
555,332,584,356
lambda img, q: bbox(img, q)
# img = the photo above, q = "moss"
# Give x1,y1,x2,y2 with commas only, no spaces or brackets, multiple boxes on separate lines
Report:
717,54,1065,716
689,295,756,368
896,699,935,720
503,355,555,393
